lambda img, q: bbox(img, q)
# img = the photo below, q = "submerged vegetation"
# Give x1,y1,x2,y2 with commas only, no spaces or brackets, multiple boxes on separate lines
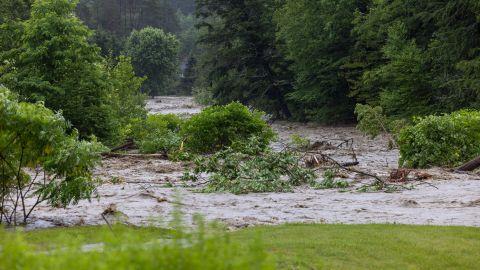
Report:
183,137,315,194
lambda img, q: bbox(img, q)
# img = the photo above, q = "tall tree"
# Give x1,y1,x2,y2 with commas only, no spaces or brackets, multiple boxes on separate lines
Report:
126,27,180,96
351,0,480,118
0,0,33,53
0,0,114,139
195,0,294,118
275,0,364,123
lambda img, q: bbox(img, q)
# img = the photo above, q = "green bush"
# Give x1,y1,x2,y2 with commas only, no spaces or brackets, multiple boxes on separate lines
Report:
354,104,407,148
181,102,275,154
129,114,184,154
183,137,315,194
398,110,480,168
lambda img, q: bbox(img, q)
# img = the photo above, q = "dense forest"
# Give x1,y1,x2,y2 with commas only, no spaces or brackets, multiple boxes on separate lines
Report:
194,0,480,123
2,0,479,132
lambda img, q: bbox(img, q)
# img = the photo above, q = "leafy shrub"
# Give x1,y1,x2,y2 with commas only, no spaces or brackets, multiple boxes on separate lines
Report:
192,86,214,105
0,87,105,225
398,110,480,168
310,169,349,189
105,55,147,146
0,218,274,269
289,134,311,151
181,102,275,154
183,137,315,194
130,114,184,154
354,104,406,148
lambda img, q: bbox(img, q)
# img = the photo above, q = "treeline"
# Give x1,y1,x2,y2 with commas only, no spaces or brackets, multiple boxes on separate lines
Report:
75,0,197,94
0,0,188,144
193,0,480,123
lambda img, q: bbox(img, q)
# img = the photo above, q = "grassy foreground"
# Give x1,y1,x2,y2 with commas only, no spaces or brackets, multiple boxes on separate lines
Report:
233,224,480,269
8,224,480,270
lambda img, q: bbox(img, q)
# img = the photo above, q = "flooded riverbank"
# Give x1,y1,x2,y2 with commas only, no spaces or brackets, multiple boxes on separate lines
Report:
25,96,480,229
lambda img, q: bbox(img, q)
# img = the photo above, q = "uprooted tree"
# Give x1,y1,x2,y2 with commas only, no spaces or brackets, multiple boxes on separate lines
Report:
0,87,105,226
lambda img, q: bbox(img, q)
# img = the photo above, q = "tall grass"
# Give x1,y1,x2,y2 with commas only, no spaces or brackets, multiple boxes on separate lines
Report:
0,216,274,270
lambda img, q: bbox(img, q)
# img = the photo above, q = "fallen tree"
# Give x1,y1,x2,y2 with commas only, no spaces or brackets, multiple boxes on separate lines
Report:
457,156,480,172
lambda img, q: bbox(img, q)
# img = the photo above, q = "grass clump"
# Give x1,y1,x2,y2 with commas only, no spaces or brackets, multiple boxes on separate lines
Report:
181,102,275,154
183,137,315,194
398,110,480,168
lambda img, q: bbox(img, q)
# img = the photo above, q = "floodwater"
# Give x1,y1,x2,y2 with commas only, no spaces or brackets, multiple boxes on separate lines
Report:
25,97,480,229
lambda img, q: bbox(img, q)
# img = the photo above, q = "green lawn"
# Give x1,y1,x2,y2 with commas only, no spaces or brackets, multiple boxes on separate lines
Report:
16,224,480,269
233,224,480,269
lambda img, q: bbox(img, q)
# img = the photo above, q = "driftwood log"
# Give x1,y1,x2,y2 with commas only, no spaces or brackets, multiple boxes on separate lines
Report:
101,153,167,159
109,139,135,152
457,156,480,172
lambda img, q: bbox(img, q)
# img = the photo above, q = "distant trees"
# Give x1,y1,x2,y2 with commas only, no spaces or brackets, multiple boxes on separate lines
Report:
76,0,180,55
169,0,195,14
194,0,480,123
0,0,32,53
195,0,294,118
275,0,363,123
0,0,147,145
126,27,180,96
1,0,114,139
350,0,480,119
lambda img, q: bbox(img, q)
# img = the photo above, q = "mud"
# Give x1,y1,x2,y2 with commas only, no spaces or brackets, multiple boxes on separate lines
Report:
25,96,480,229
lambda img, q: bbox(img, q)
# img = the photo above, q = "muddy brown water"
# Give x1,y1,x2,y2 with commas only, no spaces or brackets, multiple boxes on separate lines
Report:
25,96,480,229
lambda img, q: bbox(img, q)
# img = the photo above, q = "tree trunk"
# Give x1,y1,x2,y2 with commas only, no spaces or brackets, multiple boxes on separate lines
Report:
457,156,480,172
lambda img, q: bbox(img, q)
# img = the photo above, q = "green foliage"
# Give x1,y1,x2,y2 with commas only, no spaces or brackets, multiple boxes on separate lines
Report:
275,0,360,123
76,0,180,56
354,104,389,139
130,114,184,155
192,86,214,106
104,55,147,145
0,0,116,141
195,0,293,118
0,87,104,225
354,104,407,148
0,219,274,269
350,0,480,118
398,110,480,168
181,102,275,154
183,137,315,194
125,27,180,96
289,134,310,151
310,169,350,190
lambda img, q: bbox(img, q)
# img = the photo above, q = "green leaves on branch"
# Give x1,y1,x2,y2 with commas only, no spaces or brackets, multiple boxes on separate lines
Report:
354,104,406,148
0,87,105,225
183,137,315,194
